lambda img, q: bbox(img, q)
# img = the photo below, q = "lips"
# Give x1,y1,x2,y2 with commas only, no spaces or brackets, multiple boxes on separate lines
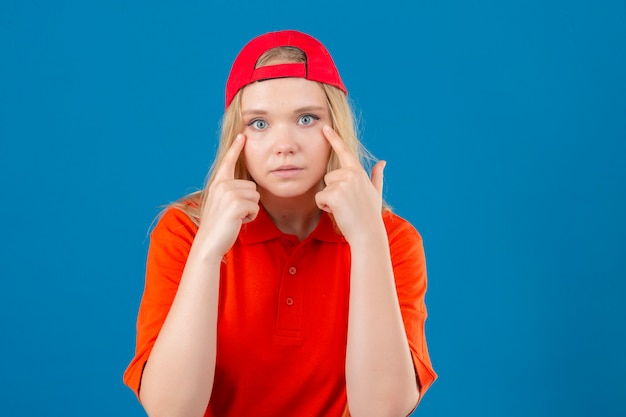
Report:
271,165,303,178
273,164,300,171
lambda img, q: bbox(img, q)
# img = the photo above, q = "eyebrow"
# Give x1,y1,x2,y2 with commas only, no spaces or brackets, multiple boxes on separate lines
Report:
241,105,327,116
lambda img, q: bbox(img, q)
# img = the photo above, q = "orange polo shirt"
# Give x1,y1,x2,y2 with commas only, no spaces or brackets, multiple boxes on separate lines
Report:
124,205,436,416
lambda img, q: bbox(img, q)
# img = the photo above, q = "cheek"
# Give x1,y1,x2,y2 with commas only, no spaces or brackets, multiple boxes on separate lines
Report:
242,146,259,173
305,130,331,154
308,143,332,177
316,140,333,163
243,135,268,155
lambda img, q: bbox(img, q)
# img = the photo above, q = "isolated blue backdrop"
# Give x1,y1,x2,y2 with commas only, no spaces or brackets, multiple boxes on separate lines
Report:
1,1,624,416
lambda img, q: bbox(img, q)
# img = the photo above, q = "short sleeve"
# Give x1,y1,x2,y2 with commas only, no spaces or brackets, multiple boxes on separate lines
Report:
384,212,437,398
123,208,198,399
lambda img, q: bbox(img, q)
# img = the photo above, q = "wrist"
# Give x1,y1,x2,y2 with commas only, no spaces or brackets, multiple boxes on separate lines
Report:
346,221,388,250
189,235,229,266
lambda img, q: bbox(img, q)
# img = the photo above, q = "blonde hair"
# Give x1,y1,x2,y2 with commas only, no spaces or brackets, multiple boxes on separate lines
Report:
169,46,384,227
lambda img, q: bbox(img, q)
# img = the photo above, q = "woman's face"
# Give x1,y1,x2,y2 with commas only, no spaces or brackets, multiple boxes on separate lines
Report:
240,77,332,201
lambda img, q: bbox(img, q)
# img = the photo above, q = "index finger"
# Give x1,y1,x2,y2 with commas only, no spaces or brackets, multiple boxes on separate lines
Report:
323,125,358,168
214,134,245,181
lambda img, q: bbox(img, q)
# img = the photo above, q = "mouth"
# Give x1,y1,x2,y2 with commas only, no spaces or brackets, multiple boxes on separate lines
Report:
271,165,303,178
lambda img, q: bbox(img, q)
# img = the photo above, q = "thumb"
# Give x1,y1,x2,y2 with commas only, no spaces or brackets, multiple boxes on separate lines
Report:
370,160,386,195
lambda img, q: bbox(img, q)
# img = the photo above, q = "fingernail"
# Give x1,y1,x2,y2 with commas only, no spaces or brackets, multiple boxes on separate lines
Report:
235,134,242,142
323,125,332,133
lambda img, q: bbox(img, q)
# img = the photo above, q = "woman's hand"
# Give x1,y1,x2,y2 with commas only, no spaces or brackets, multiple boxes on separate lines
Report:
140,138,258,417
315,125,386,244
197,134,260,258
317,125,419,416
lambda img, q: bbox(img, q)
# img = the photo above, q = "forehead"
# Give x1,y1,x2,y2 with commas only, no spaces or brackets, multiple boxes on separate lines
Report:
240,77,327,113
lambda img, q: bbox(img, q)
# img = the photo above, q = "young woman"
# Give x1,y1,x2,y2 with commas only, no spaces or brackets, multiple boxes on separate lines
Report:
124,30,436,417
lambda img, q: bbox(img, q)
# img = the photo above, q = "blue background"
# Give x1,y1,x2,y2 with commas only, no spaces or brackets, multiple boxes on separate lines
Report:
1,1,624,416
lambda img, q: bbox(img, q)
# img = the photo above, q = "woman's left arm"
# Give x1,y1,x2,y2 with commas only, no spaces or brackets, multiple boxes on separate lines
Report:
344,224,419,417
316,126,419,417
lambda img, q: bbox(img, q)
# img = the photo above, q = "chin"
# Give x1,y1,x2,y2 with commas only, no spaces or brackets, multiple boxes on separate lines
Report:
261,184,319,200
267,190,310,199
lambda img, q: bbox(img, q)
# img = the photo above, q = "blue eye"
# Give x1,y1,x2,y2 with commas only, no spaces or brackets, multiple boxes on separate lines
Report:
298,114,319,126
248,119,268,130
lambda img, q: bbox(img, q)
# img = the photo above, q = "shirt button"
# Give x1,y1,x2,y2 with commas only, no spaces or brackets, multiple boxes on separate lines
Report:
288,266,297,275
285,297,294,306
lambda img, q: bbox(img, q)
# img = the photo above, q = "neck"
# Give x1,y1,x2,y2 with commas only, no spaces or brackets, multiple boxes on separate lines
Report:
260,193,322,241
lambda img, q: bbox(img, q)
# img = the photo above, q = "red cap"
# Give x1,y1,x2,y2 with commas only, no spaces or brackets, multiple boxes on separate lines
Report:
225,30,347,108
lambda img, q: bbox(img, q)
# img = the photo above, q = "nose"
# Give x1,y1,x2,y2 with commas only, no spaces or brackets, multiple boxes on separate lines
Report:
272,124,298,155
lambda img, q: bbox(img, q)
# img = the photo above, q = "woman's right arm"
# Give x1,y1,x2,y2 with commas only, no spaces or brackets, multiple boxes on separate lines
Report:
140,135,259,417
139,238,223,417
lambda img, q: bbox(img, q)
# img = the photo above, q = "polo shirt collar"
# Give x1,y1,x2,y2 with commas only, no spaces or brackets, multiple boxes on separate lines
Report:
239,204,346,244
